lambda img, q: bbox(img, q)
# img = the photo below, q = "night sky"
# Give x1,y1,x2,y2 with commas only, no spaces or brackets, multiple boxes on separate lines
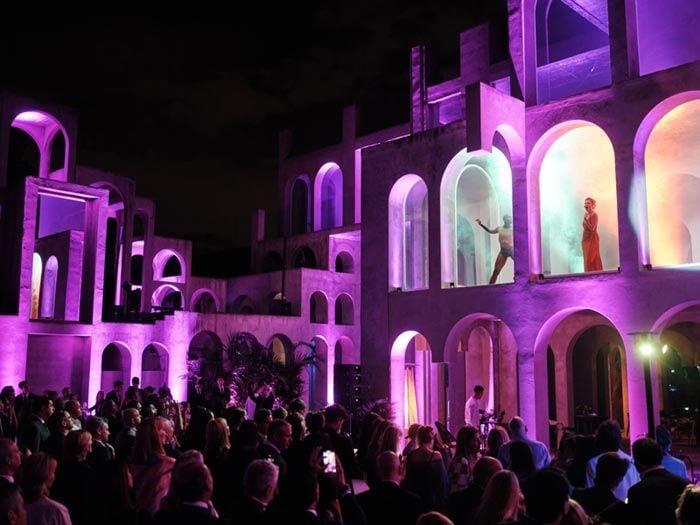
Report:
1,4,503,271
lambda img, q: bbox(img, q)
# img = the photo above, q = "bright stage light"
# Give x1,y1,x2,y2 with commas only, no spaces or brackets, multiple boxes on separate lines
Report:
638,342,655,357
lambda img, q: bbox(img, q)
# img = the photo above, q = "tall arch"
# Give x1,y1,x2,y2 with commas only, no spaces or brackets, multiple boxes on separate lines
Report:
528,121,618,276
634,94,700,267
311,336,330,409
30,253,43,320
309,291,328,323
388,174,429,291
141,343,169,388
101,342,132,392
190,289,219,313
10,111,69,182
152,249,186,283
293,246,317,269
334,294,354,325
290,176,310,235
188,331,223,389
40,256,58,319
314,162,343,230
390,331,434,433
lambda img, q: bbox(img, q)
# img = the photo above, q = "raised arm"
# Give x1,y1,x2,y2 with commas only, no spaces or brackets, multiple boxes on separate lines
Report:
476,218,498,234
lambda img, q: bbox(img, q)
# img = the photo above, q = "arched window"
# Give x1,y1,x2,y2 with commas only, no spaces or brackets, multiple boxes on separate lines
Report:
163,256,182,278
293,247,317,269
531,122,618,276
290,177,310,235
335,251,354,273
130,255,143,285
535,0,611,102
142,344,169,388
191,290,218,313
152,249,186,283
101,342,131,392
441,147,513,287
334,294,354,325
40,256,58,319
229,295,257,315
49,131,66,174
132,213,145,240
151,284,183,311
314,163,343,230
388,175,429,291
310,292,328,323
30,253,43,320
10,111,68,182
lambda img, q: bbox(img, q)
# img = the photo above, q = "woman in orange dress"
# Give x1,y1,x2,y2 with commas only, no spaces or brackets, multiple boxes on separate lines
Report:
582,197,603,272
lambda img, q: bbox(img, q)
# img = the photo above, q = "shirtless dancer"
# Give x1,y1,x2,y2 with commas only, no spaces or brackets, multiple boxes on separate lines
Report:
476,214,513,284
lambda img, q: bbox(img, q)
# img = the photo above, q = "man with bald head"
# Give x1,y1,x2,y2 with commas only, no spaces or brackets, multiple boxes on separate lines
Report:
498,416,550,471
357,451,424,525
447,456,502,525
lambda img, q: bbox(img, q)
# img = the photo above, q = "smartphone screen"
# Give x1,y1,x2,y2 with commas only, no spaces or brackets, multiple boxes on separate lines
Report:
322,450,337,474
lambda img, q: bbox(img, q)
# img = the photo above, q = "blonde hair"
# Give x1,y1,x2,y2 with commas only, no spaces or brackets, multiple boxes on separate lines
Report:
204,418,230,459
62,429,92,463
16,452,57,501
474,470,521,525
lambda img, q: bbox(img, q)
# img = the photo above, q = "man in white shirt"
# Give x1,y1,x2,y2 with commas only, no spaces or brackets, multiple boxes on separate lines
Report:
585,419,640,501
465,385,485,428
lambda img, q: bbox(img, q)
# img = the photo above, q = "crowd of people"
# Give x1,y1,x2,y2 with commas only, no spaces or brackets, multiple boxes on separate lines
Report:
0,377,699,525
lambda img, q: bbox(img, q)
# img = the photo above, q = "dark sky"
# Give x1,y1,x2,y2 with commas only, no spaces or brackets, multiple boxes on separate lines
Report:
1,4,500,257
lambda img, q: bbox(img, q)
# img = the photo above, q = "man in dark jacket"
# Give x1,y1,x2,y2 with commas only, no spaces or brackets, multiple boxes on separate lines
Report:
17,396,53,453
628,438,691,525
358,451,423,525
323,404,362,479
572,451,629,524
228,459,278,525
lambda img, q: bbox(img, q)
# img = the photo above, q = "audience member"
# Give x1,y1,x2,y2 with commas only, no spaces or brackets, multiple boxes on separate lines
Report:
402,425,449,511
228,459,279,525
52,429,95,525
518,469,570,525
259,419,292,476
44,411,72,460
204,417,230,512
447,456,502,525
677,484,700,525
114,407,140,461
448,426,481,493
16,452,71,525
585,420,639,500
655,424,688,478
498,417,550,471
472,470,522,525
417,511,455,525
510,440,536,485
85,417,115,467
0,440,21,486
572,451,628,524
485,426,509,459
254,409,273,442
324,404,362,479
627,437,691,525
0,482,25,525
18,397,53,454
105,381,123,408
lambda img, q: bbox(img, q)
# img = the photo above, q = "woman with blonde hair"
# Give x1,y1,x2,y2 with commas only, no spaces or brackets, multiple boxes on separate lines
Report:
52,430,95,525
486,426,509,459
129,417,175,515
16,452,72,525
472,470,522,525
402,425,450,510
366,422,403,487
203,417,230,513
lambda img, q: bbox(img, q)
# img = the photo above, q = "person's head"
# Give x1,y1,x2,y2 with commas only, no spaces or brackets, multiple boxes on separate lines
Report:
113,380,124,393
32,396,54,420
100,400,118,418
216,377,225,389
376,450,402,483
65,399,82,420
476,470,522,524
49,410,73,434
131,377,140,387
406,423,421,443
487,426,509,456
306,411,325,434
417,425,435,447
584,197,596,211
0,483,25,525
456,425,480,457
563,499,590,525
205,418,230,454
131,417,166,464
62,429,93,463
509,440,536,480
85,416,110,443
376,422,403,454
122,407,141,429
595,420,622,453
254,409,273,436
272,407,288,421
237,420,261,449
288,398,306,415
16,452,57,502
594,451,629,490
509,416,527,437
324,404,348,430
225,406,247,430
472,456,503,489
267,420,293,451
632,437,663,474
416,511,454,525
0,387,15,403
0,440,22,476
503,214,512,227
655,424,673,454
18,382,28,395
95,390,105,401
522,469,570,524
677,485,700,525
196,378,206,388
244,459,279,505
61,387,71,398
473,385,485,400
286,412,306,441
169,454,213,504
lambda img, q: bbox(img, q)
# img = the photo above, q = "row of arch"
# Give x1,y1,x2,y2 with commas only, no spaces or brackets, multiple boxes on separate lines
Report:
290,162,344,235
101,342,169,392
389,92,700,289
390,301,700,440
149,285,219,313
227,291,355,325
261,248,354,274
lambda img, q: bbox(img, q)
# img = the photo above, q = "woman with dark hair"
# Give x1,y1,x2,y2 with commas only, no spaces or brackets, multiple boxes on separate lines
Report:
509,440,536,485
129,417,176,516
402,425,450,511
52,430,96,525
93,460,147,525
485,426,509,459
225,419,261,497
448,426,481,492
16,452,72,525
183,405,214,452
472,470,522,525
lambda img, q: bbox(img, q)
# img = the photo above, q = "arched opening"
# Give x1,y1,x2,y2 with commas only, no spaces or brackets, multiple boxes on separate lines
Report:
441,148,513,287
535,0,611,103
335,251,354,273
151,284,183,311
314,162,343,230
641,97,700,267
309,291,328,323
388,174,429,291
261,251,283,272
334,336,354,365
311,336,330,409
635,0,700,76
130,255,143,286
152,249,186,283
530,121,618,276
7,127,40,184
293,246,317,269
191,289,218,313
534,309,629,445
444,314,519,435
334,294,354,325
290,176,310,235
229,295,257,315
48,131,66,174
268,334,293,365
390,331,435,433
132,213,145,240
101,342,131,392
40,256,58,319
188,332,223,392
9,111,68,182
30,253,43,320
141,343,169,388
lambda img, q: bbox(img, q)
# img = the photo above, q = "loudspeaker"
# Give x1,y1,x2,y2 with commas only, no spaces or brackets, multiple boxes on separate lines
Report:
334,364,363,412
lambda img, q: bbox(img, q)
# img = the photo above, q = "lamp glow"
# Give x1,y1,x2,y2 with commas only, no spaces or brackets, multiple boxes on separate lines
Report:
638,342,655,357
661,344,668,354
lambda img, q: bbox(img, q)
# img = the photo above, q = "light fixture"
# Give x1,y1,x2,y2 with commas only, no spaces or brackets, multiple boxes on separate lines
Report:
638,342,655,357
661,344,668,355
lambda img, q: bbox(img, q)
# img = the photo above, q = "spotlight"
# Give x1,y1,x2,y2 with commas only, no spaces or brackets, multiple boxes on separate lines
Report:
638,342,654,357
662,344,668,355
